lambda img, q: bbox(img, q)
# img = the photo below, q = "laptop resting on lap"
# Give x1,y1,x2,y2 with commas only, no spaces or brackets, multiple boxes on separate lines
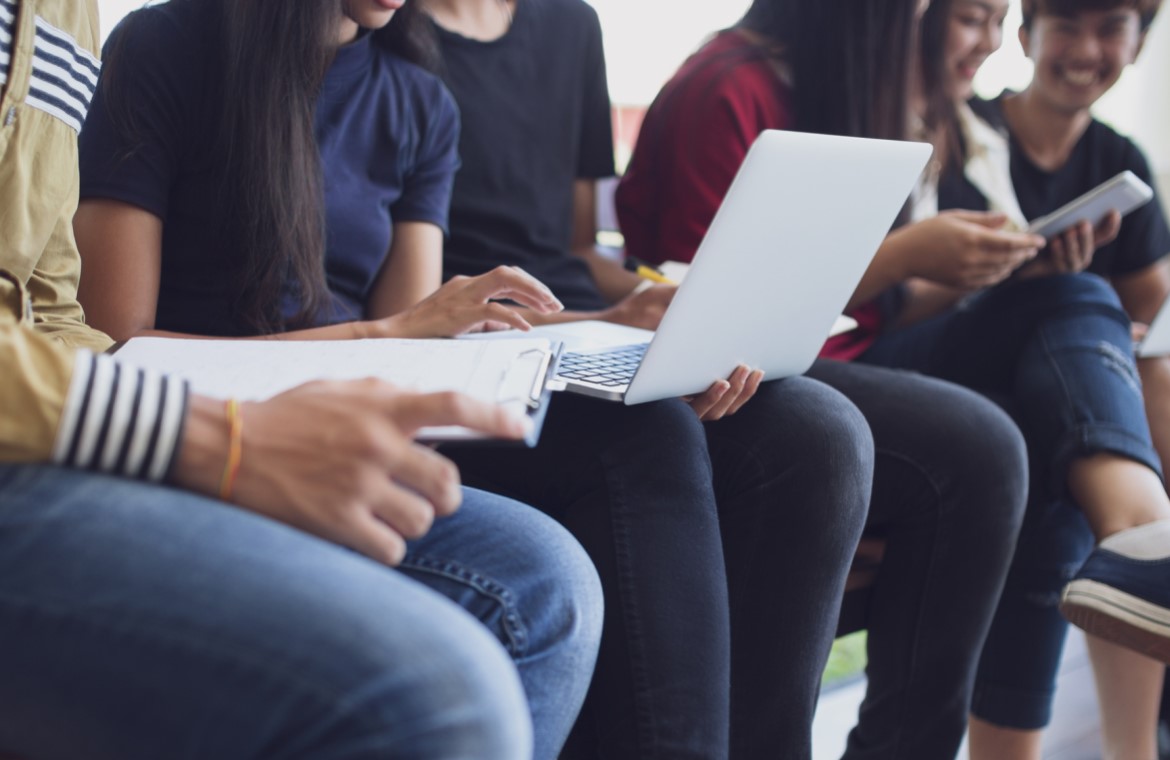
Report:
535,130,933,404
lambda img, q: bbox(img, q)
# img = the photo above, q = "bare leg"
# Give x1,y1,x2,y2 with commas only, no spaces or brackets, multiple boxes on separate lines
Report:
968,615,1164,760
1067,454,1170,539
1062,454,1170,664
966,717,1043,760
1088,634,1162,760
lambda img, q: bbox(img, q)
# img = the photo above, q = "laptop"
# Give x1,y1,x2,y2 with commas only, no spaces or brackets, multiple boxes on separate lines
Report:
537,130,933,404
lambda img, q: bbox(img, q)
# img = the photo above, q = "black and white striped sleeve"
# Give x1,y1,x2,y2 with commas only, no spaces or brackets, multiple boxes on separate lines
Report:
51,351,190,482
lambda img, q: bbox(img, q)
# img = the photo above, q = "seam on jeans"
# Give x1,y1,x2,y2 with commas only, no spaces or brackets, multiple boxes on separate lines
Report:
868,444,948,759
600,450,659,757
707,428,802,757
1034,328,1080,442
398,555,527,656
1034,327,1093,497
0,592,356,711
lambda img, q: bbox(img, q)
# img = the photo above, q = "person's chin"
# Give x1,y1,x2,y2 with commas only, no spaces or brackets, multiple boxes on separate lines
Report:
1041,86,1096,114
348,9,396,30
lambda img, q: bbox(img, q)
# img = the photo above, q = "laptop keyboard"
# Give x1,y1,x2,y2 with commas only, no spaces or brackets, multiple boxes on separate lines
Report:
558,344,648,387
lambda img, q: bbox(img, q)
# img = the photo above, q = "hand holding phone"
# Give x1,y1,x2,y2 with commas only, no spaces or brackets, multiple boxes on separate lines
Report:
1027,171,1154,239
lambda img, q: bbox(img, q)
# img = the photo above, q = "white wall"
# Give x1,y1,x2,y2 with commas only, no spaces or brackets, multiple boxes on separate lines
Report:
586,0,752,106
96,0,150,42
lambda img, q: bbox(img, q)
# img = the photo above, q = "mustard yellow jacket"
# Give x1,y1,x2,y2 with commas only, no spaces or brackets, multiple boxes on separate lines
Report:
1,0,185,479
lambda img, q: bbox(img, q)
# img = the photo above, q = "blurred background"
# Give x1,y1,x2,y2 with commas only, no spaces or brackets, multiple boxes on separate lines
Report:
94,1,1169,200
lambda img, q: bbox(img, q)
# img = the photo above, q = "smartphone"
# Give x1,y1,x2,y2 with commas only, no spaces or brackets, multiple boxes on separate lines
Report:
1027,170,1154,239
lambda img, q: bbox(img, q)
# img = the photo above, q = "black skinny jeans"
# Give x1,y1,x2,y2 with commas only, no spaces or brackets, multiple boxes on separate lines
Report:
447,376,873,760
807,360,1029,760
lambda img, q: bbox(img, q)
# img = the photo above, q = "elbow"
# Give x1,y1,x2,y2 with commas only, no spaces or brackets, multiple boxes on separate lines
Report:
81,305,155,344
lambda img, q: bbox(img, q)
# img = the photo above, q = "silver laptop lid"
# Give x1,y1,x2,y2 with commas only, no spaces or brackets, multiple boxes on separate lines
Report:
623,130,932,405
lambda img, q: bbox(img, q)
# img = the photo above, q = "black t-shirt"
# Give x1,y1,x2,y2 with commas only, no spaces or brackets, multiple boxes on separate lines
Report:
435,0,616,311
942,95,1170,278
79,0,459,335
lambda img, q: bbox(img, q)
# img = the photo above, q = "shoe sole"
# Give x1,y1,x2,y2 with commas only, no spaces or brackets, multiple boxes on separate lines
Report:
1061,579,1170,664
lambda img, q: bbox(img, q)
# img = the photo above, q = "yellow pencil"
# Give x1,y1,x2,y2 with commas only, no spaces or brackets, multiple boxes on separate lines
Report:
633,265,677,286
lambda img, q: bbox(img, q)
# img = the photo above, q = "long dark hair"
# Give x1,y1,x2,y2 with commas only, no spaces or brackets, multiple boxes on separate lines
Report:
919,0,964,172
738,0,921,142
103,0,438,334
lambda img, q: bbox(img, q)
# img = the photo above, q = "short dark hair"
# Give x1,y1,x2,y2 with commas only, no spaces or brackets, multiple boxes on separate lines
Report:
1021,0,1163,31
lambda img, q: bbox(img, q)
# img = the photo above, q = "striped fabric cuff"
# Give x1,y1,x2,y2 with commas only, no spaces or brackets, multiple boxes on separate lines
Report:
29,10,100,133
0,0,101,133
51,351,190,482
0,0,14,92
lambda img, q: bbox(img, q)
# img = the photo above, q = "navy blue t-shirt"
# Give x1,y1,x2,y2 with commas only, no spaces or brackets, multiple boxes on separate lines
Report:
435,0,616,312
79,0,460,336
941,95,1170,279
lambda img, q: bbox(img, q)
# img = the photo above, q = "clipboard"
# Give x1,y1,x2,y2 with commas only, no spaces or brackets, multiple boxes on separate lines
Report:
429,340,564,448
112,337,563,447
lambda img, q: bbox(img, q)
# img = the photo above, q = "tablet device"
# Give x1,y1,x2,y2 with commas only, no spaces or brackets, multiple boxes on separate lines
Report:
1027,170,1154,239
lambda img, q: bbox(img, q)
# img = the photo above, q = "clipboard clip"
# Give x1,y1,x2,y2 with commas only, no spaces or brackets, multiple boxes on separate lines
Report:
496,343,565,410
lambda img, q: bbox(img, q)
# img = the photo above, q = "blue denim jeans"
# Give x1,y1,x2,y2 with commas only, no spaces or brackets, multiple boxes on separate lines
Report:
0,465,602,759
862,272,1162,729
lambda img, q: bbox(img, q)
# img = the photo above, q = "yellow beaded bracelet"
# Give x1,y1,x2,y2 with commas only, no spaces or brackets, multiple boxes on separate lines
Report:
219,398,243,501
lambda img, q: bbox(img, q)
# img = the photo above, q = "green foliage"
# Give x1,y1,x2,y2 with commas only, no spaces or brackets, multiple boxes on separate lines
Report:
823,631,867,688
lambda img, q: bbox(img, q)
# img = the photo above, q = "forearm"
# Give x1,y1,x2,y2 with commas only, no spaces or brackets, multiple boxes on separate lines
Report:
117,323,369,342
169,394,229,498
846,233,912,311
893,279,969,327
574,244,641,304
515,306,606,326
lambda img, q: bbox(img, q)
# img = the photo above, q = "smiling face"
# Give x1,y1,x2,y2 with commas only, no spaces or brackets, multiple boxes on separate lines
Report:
942,0,1011,100
1020,6,1144,113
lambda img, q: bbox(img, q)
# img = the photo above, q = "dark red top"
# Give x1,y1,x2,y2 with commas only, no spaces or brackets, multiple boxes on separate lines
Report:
614,30,883,361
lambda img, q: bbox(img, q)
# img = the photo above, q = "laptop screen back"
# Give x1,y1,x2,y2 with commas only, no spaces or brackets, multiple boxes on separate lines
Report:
623,130,933,405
